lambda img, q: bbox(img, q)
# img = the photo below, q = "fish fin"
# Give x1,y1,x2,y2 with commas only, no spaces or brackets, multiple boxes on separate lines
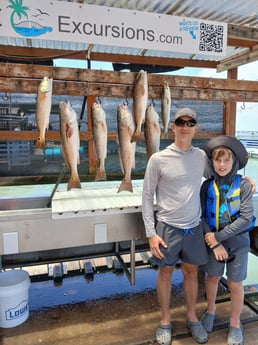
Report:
117,180,133,193
66,125,74,139
95,168,107,181
67,175,81,191
131,130,140,143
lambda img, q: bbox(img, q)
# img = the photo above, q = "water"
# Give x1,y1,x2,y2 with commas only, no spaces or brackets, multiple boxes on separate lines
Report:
241,157,258,186
28,267,183,310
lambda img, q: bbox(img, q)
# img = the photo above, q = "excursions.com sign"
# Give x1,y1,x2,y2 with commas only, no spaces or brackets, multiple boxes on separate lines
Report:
0,0,227,56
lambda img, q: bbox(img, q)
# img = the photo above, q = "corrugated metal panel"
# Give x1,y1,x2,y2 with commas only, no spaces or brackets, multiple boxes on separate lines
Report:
52,180,145,218
55,0,258,28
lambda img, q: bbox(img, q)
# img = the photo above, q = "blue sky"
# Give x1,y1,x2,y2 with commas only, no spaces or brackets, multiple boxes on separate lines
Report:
54,59,258,132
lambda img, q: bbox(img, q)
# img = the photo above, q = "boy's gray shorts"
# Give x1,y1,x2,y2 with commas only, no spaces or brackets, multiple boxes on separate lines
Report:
151,221,208,267
201,246,249,282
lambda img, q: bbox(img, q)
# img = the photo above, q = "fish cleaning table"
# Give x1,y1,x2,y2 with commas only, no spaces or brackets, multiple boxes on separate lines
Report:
0,180,149,284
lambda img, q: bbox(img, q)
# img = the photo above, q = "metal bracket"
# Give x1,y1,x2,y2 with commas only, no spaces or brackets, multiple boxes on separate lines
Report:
115,239,136,285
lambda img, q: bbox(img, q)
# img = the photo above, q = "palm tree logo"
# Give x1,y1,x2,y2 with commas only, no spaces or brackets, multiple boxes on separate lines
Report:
8,0,53,37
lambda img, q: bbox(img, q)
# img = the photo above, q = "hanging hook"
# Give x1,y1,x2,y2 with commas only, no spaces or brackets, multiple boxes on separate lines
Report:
96,96,101,104
2,92,9,101
124,86,129,106
240,102,245,110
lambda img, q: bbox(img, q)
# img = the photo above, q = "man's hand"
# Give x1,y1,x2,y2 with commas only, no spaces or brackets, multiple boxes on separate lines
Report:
148,234,167,260
245,176,256,193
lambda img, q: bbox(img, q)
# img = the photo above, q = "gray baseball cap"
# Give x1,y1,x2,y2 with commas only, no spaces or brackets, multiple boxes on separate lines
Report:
174,108,197,122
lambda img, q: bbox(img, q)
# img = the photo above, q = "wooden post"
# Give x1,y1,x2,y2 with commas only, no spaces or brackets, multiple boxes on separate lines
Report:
224,68,238,136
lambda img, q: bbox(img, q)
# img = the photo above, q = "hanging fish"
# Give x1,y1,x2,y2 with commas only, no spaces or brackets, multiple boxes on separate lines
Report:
131,70,148,142
59,101,81,191
144,103,160,160
35,76,53,148
117,103,136,193
161,81,171,139
91,101,108,181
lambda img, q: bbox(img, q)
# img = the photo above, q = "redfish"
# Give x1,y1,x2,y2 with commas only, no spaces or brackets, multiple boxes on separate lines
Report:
35,76,53,148
117,103,136,193
59,101,81,191
161,82,171,139
131,70,148,142
144,103,160,160
91,102,108,181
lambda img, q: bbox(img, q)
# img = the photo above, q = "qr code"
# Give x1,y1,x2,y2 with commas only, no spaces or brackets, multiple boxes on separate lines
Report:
199,23,224,53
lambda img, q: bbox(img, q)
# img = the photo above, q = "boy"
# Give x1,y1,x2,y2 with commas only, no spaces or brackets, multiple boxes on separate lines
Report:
200,136,255,345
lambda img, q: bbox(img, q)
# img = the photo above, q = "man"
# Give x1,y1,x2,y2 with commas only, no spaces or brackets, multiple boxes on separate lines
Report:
142,108,209,345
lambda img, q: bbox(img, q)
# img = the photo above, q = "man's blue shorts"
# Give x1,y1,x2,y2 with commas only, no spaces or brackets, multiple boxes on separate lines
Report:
151,221,208,267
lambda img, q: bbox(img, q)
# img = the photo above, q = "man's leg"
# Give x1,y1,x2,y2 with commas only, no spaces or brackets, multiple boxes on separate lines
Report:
157,266,174,325
181,262,199,322
156,266,174,345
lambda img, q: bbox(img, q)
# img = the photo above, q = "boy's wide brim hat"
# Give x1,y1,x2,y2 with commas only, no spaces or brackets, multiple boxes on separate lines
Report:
203,135,248,169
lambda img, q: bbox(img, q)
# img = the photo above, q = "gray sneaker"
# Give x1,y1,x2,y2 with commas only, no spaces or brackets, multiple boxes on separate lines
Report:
227,325,243,345
156,323,173,345
200,312,216,333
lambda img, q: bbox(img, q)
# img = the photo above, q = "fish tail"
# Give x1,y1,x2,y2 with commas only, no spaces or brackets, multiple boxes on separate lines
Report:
161,131,168,140
35,136,45,149
95,168,107,181
67,175,81,191
117,179,133,193
131,129,140,143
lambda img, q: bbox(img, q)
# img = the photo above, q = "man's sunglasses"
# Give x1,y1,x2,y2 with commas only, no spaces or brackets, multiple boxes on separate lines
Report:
174,119,197,127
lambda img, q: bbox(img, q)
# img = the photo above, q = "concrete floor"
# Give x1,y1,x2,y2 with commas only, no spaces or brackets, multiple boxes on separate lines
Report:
1,266,258,345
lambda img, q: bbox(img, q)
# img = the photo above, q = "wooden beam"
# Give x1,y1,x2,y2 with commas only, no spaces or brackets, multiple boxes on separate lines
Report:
1,62,257,89
217,44,258,72
0,130,221,142
227,38,257,49
0,45,218,69
0,63,258,101
228,24,258,43
1,76,258,102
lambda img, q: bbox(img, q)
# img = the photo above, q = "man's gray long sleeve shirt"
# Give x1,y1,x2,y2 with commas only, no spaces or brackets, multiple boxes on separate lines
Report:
142,143,207,238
